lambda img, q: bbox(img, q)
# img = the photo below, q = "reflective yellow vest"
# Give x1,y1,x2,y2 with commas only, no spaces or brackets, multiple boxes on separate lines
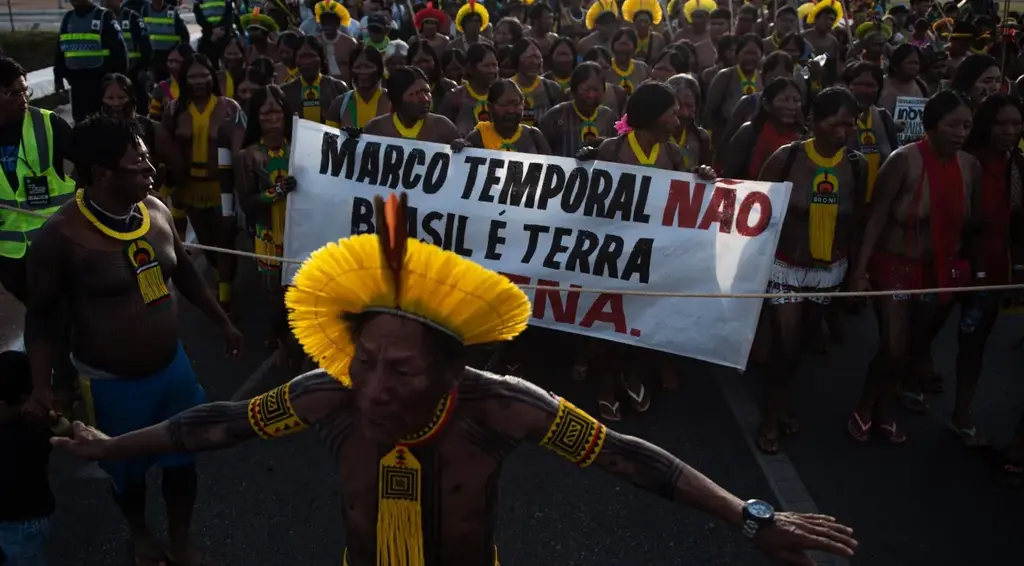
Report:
0,108,77,259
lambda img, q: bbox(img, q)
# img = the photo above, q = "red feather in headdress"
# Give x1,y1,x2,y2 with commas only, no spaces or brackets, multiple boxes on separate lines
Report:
414,2,449,30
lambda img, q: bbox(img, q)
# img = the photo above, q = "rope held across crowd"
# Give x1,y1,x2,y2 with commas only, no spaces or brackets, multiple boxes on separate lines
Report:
5,202,1024,300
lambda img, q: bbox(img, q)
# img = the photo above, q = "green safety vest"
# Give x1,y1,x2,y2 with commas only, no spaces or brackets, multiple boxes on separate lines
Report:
199,0,226,26
121,10,142,68
0,109,77,259
59,7,110,71
143,4,179,51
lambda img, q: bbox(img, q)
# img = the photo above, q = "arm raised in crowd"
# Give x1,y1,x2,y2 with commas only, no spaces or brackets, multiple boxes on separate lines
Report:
52,369,351,458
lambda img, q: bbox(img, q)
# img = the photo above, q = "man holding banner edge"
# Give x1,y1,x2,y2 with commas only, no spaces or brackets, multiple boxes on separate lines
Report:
53,193,856,566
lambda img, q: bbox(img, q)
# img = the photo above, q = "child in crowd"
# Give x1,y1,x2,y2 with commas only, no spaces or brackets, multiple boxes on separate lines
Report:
0,350,59,566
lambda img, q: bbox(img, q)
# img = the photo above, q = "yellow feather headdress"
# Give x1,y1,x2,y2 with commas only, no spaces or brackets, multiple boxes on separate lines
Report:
797,1,816,20
623,0,663,25
314,0,352,26
808,0,844,27
286,192,531,387
585,0,620,30
456,0,490,32
682,0,715,23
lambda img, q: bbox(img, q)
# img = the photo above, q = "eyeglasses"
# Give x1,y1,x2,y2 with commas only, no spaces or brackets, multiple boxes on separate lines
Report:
0,87,32,100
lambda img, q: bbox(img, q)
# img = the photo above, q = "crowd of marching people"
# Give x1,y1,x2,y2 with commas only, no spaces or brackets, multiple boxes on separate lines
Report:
1,0,1024,563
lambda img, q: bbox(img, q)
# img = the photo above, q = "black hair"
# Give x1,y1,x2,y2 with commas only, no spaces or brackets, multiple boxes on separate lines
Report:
709,8,731,20
811,86,858,122
950,53,999,95
763,51,795,75
549,37,577,65
923,89,970,131
221,35,247,63
842,60,884,102
0,350,31,405
595,10,617,25
965,93,1024,151
778,32,807,59
889,43,922,76
715,33,737,56
248,56,276,80
343,311,465,378
297,35,330,76
170,54,221,135
652,49,690,75
442,48,467,70
527,2,552,20
624,82,676,130
69,114,144,185
570,61,605,94
276,30,303,52
735,33,764,56
494,17,524,43
349,42,386,77
776,5,797,19
509,37,540,69
101,72,136,103
407,41,441,84
242,85,292,148
320,10,341,25
487,78,521,105
611,28,639,50
751,77,802,133
583,46,613,65
0,56,27,89
466,42,497,68
386,65,429,101
738,5,759,19
671,40,698,65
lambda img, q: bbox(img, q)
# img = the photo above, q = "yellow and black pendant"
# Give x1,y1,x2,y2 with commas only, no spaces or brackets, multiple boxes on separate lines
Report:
126,238,172,308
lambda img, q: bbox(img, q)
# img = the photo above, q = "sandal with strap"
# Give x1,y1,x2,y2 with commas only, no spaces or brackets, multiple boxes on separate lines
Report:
876,421,907,444
948,422,989,448
847,412,872,442
898,389,930,413
623,382,651,413
598,400,622,422
756,426,781,454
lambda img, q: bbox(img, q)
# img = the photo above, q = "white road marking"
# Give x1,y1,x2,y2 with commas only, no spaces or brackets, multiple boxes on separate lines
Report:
715,368,849,566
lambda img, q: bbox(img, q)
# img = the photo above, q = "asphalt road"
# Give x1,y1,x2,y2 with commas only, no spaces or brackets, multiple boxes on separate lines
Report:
0,241,1005,566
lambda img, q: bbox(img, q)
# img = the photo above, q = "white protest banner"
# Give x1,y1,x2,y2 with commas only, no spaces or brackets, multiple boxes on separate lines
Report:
283,119,792,369
894,96,927,146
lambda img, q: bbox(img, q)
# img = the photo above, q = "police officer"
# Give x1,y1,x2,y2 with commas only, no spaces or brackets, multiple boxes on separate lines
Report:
140,0,191,83
104,0,152,115
0,57,75,304
55,0,127,123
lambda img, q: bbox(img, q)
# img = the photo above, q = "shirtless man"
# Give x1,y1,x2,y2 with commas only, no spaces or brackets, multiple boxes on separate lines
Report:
525,2,560,65
685,2,718,73
363,66,461,143
319,8,358,83
23,115,243,566
576,7,619,55
53,193,859,566
457,80,550,154
411,3,451,56
448,2,492,54
802,4,840,58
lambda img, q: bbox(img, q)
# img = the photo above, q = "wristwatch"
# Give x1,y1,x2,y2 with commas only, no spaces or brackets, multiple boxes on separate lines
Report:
742,499,776,539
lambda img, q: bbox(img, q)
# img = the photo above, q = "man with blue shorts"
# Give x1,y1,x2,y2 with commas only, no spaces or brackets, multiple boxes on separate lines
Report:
21,115,243,566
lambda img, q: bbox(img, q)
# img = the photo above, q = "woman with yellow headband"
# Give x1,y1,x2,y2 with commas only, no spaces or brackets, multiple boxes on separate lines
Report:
164,55,246,313
623,0,666,63
52,191,859,566
326,44,391,128
756,87,866,454
282,36,350,126
437,43,500,135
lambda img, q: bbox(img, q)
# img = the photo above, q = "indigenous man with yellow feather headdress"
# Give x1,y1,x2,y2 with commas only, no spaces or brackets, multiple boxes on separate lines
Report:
449,0,493,53
53,191,861,566
314,0,358,82
577,0,621,57
623,0,666,62
677,0,718,72
802,0,843,57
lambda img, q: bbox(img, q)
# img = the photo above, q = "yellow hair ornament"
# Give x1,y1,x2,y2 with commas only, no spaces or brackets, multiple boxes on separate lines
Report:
313,0,352,26
682,0,715,23
623,0,663,26
585,0,620,30
808,0,843,27
285,192,531,387
797,1,816,20
455,0,490,33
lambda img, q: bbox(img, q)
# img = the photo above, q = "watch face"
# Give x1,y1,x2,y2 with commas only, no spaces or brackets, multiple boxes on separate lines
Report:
747,500,774,519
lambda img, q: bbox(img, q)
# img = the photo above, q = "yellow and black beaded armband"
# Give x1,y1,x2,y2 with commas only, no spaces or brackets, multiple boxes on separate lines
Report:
539,396,607,467
246,382,310,440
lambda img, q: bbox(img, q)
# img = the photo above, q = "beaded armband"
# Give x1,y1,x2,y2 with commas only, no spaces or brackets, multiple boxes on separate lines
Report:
246,382,309,440
539,396,607,467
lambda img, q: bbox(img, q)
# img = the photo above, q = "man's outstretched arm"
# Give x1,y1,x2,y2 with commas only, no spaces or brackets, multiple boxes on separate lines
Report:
53,370,349,460
472,373,857,564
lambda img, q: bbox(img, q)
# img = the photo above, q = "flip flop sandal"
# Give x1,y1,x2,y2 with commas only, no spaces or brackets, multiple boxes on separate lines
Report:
571,364,588,381
598,400,621,421
847,412,872,442
947,422,989,448
1001,461,1023,488
898,390,929,413
876,421,907,444
623,382,651,413
756,427,781,454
